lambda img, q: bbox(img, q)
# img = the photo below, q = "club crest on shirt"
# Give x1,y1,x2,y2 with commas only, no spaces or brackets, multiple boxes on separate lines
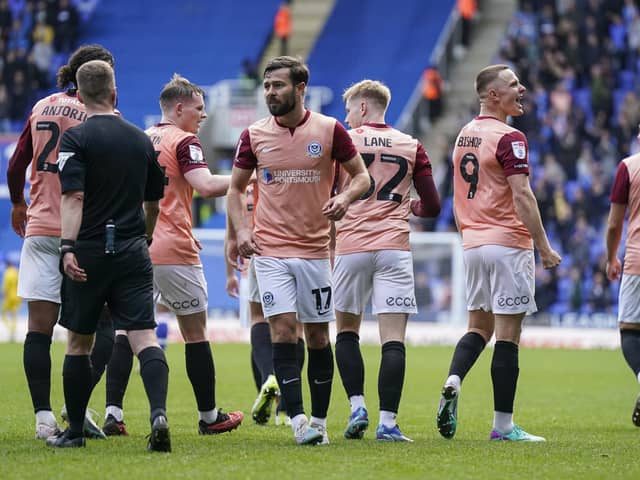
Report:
306,141,322,158
511,141,526,159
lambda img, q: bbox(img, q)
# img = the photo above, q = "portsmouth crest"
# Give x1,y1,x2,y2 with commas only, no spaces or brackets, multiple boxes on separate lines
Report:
306,141,322,158
511,141,526,159
262,291,275,307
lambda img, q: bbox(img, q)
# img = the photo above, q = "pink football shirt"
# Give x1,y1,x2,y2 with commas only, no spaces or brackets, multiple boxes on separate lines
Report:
611,154,640,274
452,116,533,250
7,91,88,237
146,123,209,265
235,110,358,259
335,123,432,254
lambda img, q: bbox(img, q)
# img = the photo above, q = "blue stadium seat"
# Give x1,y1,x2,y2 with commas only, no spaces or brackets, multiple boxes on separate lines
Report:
307,0,455,126
84,0,281,127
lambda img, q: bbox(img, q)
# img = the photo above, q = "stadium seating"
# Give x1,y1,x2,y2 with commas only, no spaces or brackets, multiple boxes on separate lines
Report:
307,0,455,126
85,0,282,127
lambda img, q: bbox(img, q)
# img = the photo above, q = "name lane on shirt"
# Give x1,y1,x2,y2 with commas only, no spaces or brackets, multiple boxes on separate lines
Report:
364,136,392,147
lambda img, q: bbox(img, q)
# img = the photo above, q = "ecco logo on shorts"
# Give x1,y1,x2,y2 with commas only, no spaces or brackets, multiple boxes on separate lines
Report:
262,291,274,307
497,296,530,307
171,298,200,310
386,297,416,307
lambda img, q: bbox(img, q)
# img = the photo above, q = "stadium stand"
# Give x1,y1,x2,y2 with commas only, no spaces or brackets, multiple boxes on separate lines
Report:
84,0,282,127
427,0,640,323
307,0,455,126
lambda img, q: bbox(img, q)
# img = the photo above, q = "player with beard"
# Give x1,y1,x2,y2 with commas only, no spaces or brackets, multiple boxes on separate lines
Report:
227,56,370,445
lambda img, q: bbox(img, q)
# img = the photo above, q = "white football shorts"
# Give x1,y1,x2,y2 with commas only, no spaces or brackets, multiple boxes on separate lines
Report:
153,264,208,316
18,235,62,303
333,250,417,315
464,244,537,315
618,273,640,323
253,256,334,323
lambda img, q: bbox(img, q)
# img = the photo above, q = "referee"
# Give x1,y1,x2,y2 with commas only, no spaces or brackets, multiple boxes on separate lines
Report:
46,60,171,452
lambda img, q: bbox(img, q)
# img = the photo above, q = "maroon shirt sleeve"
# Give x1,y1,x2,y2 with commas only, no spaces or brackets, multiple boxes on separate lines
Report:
7,118,33,204
331,121,359,163
411,142,440,217
495,130,530,176
175,135,209,174
233,128,257,170
413,142,433,178
611,161,630,204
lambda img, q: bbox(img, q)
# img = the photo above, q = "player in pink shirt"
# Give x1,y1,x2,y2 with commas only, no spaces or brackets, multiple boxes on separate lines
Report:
227,56,369,445
436,65,560,442
6,44,115,440
605,130,640,427
102,74,243,437
333,80,440,442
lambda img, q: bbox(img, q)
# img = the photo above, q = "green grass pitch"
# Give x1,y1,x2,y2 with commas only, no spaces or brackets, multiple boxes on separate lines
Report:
0,341,639,479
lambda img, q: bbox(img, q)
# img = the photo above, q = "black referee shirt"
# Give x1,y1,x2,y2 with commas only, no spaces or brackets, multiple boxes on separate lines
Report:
58,114,164,242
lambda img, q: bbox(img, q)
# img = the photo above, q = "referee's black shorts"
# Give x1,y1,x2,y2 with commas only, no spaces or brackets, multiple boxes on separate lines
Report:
60,237,157,335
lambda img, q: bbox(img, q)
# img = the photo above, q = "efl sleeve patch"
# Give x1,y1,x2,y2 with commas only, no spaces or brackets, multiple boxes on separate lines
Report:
189,144,204,163
511,141,526,159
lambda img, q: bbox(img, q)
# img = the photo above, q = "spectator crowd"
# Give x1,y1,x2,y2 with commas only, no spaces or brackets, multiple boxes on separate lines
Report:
0,0,88,132
421,0,640,320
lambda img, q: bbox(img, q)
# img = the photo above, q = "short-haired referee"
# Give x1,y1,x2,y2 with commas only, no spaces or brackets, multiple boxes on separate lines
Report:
47,60,171,452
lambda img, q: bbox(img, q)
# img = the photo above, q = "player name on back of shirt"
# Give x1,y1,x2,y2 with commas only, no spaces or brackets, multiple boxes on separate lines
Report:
457,136,482,148
364,136,392,147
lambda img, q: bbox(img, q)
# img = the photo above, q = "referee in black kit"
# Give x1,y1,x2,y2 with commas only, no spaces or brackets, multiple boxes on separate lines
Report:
46,60,171,452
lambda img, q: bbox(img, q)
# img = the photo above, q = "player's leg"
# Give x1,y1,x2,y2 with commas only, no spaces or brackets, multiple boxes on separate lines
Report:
276,321,304,425
336,311,368,437
374,313,412,442
90,306,114,388
46,330,95,448
488,246,542,442
617,273,640,426
24,300,61,438
249,254,279,424
437,246,493,439
48,252,109,449
255,256,322,445
157,265,242,435
371,251,416,442
108,239,170,452
127,328,171,452
177,309,242,434
103,329,132,436
334,252,370,439
297,258,336,445
620,323,640,426
19,236,63,439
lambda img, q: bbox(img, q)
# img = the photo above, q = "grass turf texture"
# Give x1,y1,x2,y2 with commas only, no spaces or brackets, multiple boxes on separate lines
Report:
0,342,638,479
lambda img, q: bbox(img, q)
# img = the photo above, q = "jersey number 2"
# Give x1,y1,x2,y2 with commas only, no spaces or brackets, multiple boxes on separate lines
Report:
35,121,60,173
359,153,408,203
